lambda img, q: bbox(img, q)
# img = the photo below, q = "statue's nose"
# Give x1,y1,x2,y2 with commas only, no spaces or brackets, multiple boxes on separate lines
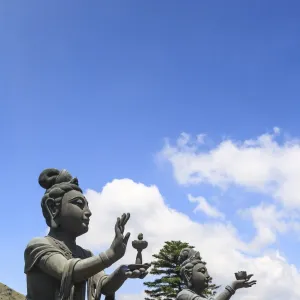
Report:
85,207,92,217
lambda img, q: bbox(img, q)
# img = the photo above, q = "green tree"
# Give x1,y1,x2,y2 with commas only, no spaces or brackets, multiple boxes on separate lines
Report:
144,241,219,300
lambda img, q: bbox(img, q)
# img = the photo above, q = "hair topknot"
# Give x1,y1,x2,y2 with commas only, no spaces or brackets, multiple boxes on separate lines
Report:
38,168,74,190
179,248,199,266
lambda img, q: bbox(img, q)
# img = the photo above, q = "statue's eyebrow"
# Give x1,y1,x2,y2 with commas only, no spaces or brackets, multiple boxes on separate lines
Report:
69,196,86,202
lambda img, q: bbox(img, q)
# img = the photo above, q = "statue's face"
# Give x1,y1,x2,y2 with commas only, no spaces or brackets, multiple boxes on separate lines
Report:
59,190,92,237
190,263,210,294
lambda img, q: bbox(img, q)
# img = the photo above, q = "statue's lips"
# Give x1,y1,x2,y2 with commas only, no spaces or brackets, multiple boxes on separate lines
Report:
82,219,90,225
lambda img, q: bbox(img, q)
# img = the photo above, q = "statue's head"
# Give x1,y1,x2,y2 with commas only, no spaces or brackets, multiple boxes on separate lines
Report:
179,249,211,295
178,248,198,265
39,168,91,238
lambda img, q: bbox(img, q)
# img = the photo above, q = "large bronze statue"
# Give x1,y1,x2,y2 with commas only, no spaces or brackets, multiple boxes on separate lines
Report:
24,168,149,300
177,248,256,300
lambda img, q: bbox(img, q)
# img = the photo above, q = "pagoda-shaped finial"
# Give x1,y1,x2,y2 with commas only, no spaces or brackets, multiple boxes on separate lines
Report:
127,233,151,276
132,233,148,264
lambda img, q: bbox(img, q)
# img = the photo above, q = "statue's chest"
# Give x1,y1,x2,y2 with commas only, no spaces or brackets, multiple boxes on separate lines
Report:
46,236,86,260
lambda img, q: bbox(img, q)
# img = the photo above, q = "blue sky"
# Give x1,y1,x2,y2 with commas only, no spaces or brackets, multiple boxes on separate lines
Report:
2,1,300,299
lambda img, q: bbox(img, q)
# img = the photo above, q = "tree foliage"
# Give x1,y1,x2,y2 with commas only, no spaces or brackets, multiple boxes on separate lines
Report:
144,241,219,300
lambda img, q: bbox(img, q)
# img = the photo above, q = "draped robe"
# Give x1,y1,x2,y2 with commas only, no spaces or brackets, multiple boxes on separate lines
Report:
177,289,214,300
24,236,115,300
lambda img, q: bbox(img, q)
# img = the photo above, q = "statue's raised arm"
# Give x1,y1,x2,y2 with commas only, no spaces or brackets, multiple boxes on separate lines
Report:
176,248,256,300
24,168,149,300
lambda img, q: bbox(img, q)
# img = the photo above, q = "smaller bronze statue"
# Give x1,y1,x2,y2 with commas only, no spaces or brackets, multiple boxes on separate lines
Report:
127,233,151,278
177,248,256,300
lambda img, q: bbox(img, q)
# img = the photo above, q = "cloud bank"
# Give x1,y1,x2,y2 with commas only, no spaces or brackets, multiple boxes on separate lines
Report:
160,128,300,208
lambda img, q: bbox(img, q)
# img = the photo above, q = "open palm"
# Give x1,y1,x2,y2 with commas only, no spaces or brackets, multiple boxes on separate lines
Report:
233,274,257,290
110,213,131,261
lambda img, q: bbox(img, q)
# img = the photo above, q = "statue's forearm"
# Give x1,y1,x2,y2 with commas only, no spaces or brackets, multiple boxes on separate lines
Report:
40,249,116,283
73,250,115,282
214,291,233,300
214,284,235,300
101,266,127,295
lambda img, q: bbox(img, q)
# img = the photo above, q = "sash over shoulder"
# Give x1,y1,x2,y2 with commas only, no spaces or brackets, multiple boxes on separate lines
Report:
24,237,66,273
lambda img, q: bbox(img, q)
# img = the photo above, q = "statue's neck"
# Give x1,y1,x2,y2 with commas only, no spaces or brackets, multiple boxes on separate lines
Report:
188,287,203,297
48,229,77,250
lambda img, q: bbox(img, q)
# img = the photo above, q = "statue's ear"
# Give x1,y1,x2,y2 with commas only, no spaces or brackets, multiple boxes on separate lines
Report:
183,269,192,285
44,198,59,228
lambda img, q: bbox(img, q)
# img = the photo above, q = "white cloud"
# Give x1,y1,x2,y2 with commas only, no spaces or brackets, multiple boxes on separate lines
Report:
239,204,288,251
240,203,300,253
159,128,300,252
188,194,225,219
118,291,146,300
159,128,300,208
78,178,300,300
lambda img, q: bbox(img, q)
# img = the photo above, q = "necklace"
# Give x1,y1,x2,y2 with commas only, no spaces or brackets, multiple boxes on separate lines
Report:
46,236,74,259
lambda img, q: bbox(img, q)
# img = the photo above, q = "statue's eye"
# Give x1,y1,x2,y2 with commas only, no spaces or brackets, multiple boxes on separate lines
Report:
72,199,85,209
198,268,206,273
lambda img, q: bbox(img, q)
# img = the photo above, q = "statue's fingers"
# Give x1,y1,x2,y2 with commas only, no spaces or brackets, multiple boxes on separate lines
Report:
244,281,256,288
124,213,130,225
119,213,130,233
120,213,126,225
119,224,124,234
119,214,126,232
125,271,133,277
115,218,121,236
123,232,131,245
131,270,140,278
139,268,146,273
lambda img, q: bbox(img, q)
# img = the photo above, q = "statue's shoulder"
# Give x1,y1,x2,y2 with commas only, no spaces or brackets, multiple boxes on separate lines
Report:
25,236,52,249
24,236,57,273
177,289,191,300
177,289,203,300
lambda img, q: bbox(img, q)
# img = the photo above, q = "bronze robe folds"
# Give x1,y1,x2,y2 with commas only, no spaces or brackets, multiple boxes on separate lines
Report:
177,289,214,300
24,236,114,300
